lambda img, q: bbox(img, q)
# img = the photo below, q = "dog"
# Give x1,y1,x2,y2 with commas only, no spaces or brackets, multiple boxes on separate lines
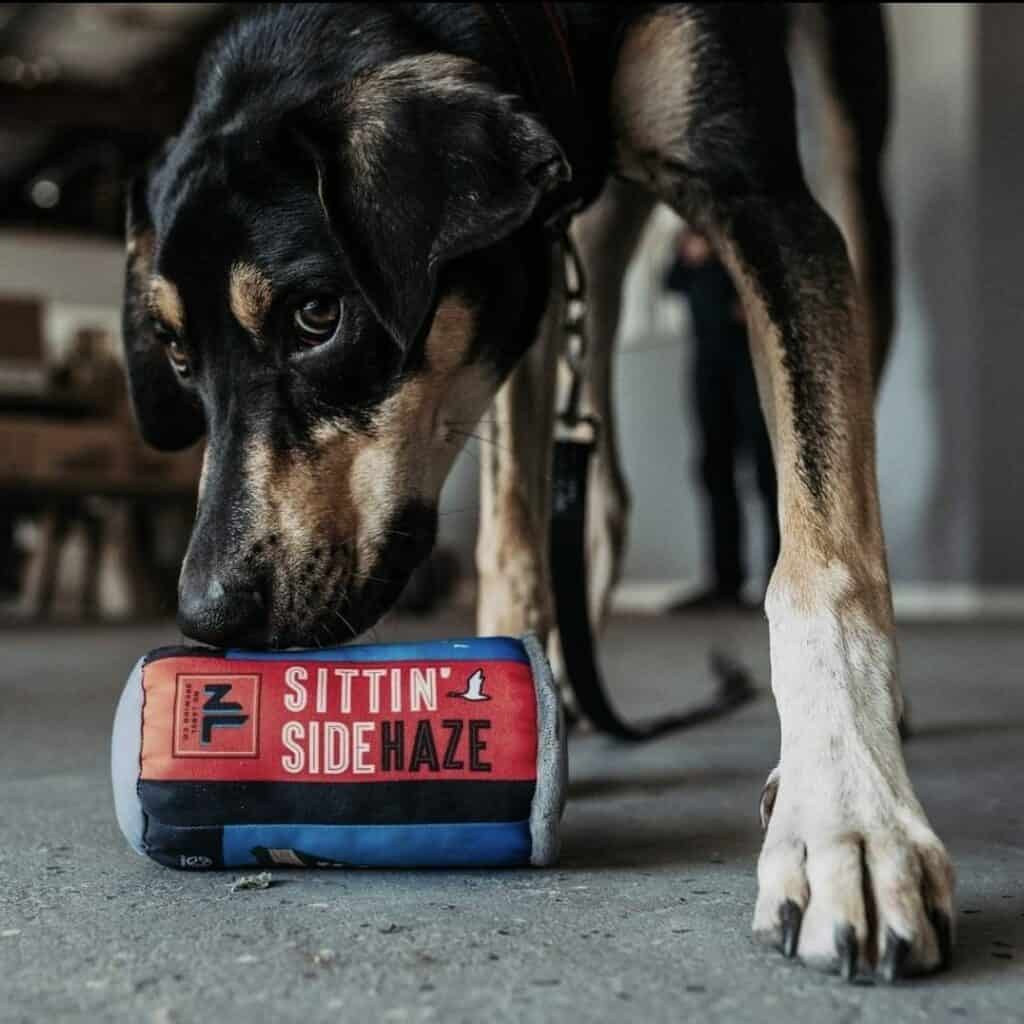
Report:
121,2,953,982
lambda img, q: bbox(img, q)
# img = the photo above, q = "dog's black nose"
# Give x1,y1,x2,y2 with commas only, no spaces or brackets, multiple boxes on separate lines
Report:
177,575,268,647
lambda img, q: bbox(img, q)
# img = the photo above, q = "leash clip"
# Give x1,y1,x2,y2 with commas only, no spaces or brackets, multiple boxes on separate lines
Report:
555,231,599,445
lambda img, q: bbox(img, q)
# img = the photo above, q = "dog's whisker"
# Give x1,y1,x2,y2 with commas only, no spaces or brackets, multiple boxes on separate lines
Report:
350,571,389,585
330,604,359,641
436,505,479,517
444,425,518,455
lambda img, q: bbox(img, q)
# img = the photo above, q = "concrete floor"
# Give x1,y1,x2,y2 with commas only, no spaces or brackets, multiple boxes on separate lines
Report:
1,610,1022,1023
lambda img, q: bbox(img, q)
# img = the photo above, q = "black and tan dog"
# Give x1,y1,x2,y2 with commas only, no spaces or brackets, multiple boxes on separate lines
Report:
121,3,953,982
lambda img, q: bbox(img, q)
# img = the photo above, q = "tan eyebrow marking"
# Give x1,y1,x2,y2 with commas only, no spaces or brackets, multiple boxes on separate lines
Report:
148,275,185,334
229,261,274,342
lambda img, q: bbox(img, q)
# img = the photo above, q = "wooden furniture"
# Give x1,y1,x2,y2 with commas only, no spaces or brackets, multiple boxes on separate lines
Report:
0,414,202,498
0,298,202,618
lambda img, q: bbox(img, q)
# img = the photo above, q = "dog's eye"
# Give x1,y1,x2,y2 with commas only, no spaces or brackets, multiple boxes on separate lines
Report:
293,295,341,345
165,337,191,377
153,321,191,378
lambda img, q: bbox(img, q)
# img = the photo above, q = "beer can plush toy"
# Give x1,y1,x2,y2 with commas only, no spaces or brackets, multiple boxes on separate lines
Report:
111,635,565,870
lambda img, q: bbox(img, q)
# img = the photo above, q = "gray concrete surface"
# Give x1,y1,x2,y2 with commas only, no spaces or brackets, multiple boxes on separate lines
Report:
1,612,1022,1022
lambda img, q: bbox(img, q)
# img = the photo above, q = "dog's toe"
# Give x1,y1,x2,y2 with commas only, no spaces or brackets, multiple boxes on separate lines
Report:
794,837,870,976
752,838,808,952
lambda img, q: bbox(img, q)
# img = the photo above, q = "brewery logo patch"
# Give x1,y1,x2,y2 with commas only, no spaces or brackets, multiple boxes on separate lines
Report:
173,674,260,757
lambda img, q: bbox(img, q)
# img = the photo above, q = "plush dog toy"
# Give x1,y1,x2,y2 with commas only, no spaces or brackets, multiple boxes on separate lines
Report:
112,635,564,870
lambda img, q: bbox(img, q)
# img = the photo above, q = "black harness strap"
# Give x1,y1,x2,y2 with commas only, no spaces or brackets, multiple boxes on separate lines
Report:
479,3,758,740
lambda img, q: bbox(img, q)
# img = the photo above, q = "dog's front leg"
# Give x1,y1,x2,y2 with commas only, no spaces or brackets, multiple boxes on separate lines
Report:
476,250,562,640
610,6,954,978
711,190,954,979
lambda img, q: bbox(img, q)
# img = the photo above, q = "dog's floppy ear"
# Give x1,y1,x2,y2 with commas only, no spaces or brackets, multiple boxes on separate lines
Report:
304,56,569,349
121,175,205,451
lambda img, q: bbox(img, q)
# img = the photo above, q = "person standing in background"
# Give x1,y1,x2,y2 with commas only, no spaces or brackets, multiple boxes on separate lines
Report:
664,227,780,611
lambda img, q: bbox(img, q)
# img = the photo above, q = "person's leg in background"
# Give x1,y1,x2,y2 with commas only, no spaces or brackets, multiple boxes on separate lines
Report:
672,328,747,611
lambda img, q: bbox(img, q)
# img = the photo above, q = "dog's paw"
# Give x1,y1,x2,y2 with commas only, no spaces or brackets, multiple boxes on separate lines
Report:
752,776,955,982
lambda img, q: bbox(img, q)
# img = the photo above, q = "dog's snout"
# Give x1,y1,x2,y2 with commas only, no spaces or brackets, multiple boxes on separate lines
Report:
178,572,268,647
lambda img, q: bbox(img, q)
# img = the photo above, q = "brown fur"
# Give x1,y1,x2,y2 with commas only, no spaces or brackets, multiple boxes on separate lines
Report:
339,54,482,176
148,275,186,335
609,10,699,186
229,262,273,343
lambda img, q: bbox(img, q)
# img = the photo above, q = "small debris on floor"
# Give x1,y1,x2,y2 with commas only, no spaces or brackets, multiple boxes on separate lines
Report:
312,948,337,966
378,923,401,934
1,929,21,938
229,872,275,893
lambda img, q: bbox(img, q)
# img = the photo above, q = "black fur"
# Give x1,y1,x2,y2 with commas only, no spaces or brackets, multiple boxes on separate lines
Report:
121,2,891,649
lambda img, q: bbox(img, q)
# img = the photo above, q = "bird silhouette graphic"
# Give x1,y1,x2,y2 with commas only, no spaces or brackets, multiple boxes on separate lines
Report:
447,668,491,701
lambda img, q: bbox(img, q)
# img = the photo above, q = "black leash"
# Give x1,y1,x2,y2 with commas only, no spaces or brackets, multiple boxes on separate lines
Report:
548,235,758,740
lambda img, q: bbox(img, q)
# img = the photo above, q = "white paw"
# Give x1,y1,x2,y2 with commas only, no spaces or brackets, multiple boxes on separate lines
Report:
755,562,956,981
753,765,955,981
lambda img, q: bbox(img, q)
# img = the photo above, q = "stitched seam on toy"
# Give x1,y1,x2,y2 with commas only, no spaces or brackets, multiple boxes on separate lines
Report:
138,661,150,849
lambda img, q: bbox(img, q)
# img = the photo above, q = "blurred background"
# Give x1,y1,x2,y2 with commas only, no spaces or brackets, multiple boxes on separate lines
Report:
3,7,1024,1019
1,3,1022,623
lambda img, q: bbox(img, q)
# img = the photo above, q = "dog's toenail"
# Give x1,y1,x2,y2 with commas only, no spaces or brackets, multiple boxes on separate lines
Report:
929,908,954,971
835,923,858,981
879,928,911,983
780,900,802,959
759,781,777,832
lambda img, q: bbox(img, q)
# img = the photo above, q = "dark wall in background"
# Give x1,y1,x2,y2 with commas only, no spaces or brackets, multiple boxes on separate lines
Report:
977,3,1024,583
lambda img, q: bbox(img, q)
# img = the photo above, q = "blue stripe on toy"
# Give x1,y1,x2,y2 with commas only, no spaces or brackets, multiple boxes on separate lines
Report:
222,821,532,868
226,636,529,665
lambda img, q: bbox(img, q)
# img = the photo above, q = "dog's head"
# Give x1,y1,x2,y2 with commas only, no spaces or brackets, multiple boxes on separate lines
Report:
123,46,568,647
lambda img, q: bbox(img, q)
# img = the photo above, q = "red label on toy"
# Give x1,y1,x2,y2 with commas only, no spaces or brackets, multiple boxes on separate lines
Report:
172,674,260,758
141,656,537,784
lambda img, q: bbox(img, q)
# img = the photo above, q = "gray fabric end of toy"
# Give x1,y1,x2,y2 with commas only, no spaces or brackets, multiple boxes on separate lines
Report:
522,632,566,866
111,655,147,856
